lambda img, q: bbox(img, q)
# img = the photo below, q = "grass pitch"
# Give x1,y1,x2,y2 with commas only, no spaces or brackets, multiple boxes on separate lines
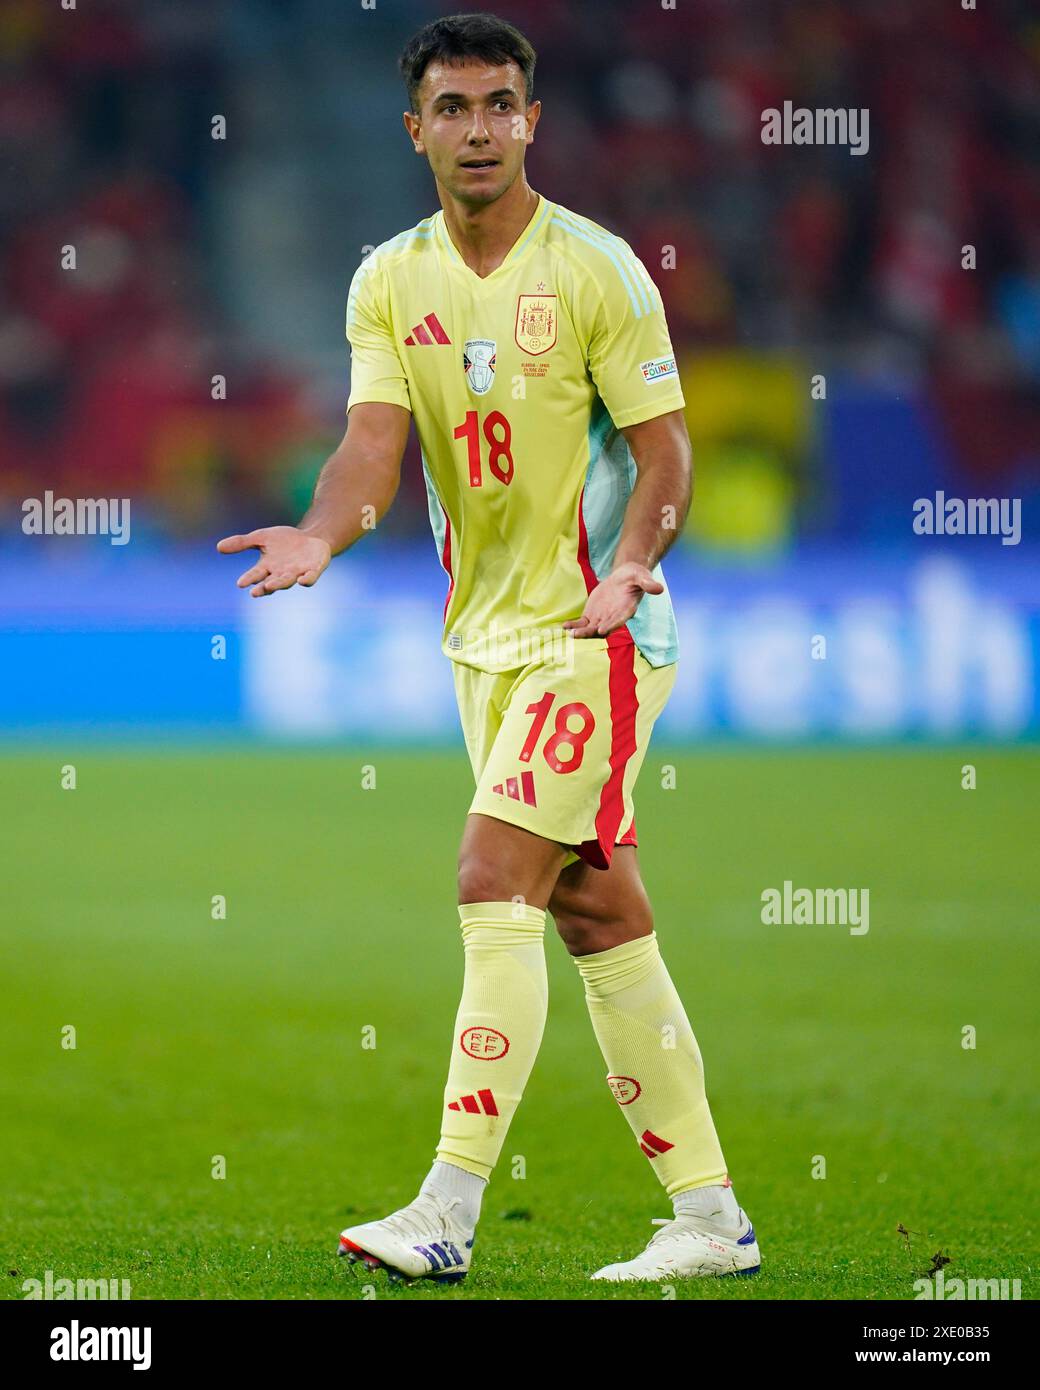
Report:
2,746,1037,1300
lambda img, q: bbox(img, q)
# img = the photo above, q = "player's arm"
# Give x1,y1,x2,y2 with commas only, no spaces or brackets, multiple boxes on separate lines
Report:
219,245,413,597
216,402,410,597
564,408,691,637
564,241,692,639
613,407,692,571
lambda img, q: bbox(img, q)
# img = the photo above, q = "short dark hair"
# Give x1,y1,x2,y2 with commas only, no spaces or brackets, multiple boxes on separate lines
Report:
399,12,536,113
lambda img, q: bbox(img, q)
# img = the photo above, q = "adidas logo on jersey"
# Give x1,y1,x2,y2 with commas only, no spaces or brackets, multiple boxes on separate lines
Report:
404,313,451,346
447,1089,499,1115
491,771,537,807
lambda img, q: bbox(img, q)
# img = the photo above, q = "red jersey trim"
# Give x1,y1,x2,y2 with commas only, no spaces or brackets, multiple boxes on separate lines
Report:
440,508,455,621
575,481,600,595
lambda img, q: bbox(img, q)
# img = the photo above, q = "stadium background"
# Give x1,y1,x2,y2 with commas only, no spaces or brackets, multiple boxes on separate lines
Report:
2,0,1037,738
3,0,1038,1303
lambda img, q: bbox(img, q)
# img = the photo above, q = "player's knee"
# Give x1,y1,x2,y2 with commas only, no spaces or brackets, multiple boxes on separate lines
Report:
457,852,508,907
552,912,599,955
552,907,653,957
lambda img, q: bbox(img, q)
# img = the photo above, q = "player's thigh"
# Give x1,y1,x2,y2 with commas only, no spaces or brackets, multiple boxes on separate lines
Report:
466,636,673,865
457,812,570,909
548,844,654,955
452,659,508,782
464,638,614,856
454,662,569,907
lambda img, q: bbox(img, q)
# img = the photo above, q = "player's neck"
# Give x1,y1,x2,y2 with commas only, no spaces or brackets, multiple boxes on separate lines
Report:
438,178,540,279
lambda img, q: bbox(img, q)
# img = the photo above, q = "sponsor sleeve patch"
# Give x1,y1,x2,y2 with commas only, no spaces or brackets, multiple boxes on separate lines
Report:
640,354,678,384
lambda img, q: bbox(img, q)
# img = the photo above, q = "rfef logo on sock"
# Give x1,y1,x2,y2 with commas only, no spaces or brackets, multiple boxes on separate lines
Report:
607,1075,642,1105
459,1026,510,1061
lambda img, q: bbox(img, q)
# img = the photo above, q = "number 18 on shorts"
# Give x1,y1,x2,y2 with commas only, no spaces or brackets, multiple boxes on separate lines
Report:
452,630,677,871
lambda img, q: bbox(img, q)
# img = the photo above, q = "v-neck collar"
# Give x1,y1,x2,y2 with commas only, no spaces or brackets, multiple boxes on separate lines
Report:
437,194,553,285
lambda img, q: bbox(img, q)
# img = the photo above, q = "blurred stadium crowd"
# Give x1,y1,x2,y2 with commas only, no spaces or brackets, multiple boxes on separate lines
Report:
1,0,1037,549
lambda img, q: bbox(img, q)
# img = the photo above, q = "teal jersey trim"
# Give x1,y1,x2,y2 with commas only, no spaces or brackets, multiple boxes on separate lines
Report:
420,448,448,565
580,398,679,667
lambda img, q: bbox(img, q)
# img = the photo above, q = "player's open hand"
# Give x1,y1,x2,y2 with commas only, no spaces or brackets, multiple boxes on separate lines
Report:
562,561,664,638
216,526,332,597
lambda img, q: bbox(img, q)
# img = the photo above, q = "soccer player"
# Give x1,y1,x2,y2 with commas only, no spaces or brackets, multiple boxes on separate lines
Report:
218,13,759,1285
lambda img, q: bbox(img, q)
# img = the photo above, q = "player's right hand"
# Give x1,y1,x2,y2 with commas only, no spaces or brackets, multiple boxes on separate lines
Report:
216,526,332,598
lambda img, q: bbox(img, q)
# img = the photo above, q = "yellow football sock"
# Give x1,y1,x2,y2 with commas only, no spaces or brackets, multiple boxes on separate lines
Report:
435,901,548,1181
574,932,728,1198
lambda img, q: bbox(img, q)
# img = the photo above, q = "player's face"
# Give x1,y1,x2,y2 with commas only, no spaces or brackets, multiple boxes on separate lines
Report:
404,59,540,207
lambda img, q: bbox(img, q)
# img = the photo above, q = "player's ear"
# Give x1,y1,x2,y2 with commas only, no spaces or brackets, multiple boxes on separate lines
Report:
402,109,425,153
524,100,542,143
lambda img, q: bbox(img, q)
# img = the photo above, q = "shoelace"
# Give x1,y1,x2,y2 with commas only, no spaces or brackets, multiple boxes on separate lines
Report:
645,1216,688,1249
381,1193,464,1243
645,1213,738,1249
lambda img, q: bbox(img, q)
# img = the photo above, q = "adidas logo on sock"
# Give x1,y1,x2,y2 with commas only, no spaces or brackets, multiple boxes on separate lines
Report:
639,1129,674,1159
448,1089,499,1116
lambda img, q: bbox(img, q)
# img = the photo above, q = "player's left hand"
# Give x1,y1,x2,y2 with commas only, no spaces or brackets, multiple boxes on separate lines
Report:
562,562,664,638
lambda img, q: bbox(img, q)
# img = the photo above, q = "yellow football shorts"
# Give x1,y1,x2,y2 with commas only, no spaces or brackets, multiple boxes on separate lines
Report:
451,629,677,870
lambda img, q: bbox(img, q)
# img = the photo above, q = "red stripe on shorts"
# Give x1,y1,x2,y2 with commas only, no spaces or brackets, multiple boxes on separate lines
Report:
578,628,639,870
574,484,640,869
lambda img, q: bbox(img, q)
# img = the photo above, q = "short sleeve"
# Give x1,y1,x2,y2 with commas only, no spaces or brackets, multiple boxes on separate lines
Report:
345,257,411,414
584,248,685,429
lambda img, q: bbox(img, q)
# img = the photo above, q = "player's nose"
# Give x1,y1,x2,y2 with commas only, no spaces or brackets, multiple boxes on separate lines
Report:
467,114,491,143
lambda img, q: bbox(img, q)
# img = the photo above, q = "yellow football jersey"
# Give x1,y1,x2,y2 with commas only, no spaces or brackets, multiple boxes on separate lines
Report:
345,193,685,673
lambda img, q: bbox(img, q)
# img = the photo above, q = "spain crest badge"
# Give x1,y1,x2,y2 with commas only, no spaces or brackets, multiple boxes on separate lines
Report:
515,294,557,356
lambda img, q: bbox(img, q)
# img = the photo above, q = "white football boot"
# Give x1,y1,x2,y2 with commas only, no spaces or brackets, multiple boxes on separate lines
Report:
591,1209,760,1281
338,1191,473,1284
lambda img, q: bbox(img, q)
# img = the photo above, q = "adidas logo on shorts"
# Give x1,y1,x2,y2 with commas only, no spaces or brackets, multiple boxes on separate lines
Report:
491,772,537,806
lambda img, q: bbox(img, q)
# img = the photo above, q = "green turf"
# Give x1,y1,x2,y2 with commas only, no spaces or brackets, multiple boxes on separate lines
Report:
2,746,1037,1301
